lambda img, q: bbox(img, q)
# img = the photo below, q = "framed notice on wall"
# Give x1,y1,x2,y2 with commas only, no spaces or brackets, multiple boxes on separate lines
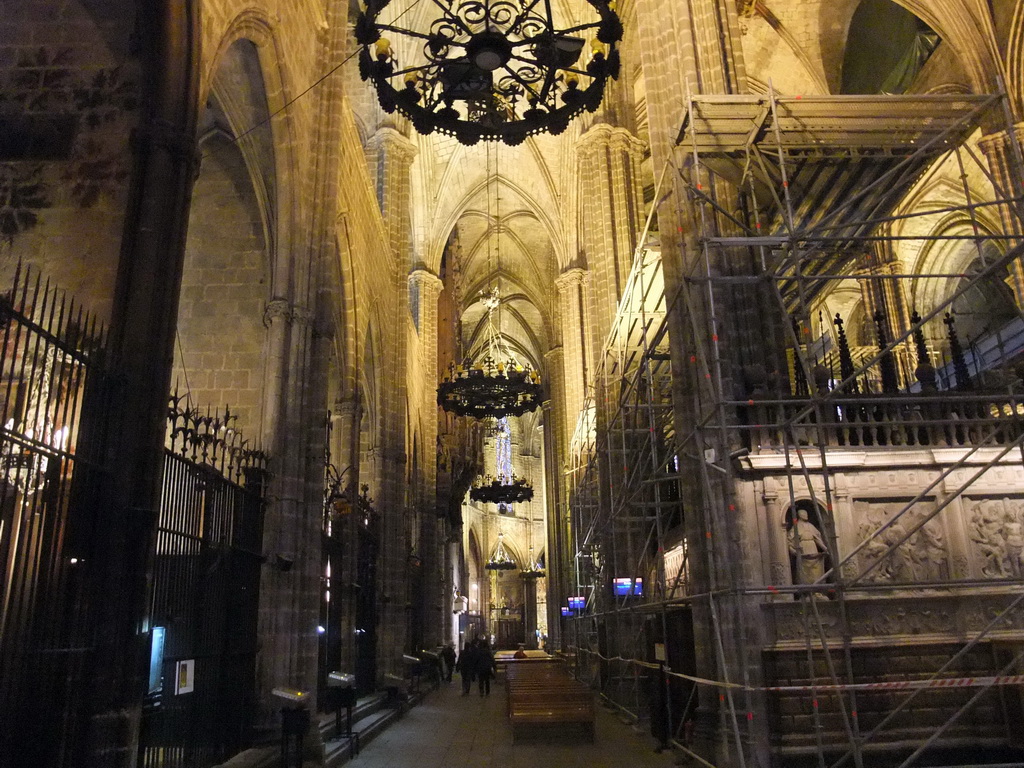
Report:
175,659,195,695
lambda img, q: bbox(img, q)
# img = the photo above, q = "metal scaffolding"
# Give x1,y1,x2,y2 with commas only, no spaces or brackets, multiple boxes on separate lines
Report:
564,90,1024,768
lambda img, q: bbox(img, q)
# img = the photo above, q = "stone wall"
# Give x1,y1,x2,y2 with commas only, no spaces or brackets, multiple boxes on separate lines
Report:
738,449,1024,591
0,0,141,321
733,449,1024,761
173,135,268,435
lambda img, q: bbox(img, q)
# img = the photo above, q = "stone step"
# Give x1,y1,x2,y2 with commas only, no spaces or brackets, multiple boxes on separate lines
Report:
322,686,435,767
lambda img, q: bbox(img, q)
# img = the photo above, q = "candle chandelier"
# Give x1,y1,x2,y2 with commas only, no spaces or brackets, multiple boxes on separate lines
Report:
521,546,544,578
355,0,622,145
470,471,534,503
470,415,533,503
437,287,542,418
485,531,517,570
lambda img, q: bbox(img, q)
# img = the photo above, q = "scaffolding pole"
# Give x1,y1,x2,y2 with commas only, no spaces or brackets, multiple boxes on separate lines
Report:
565,89,1024,768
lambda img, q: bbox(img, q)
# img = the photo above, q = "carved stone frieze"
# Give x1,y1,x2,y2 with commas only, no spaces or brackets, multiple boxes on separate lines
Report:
855,606,952,638
764,592,1024,647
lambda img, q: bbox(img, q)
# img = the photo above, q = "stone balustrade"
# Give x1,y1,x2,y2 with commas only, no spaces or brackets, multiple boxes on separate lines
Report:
738,393,1024,452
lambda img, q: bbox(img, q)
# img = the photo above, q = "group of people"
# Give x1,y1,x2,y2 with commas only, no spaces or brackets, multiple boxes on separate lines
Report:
453,638,497,696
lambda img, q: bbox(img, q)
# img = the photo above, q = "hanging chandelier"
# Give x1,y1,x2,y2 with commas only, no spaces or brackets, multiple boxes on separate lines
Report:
486,532,517,570
470,471,534,504
355,0,622,145
438,287,542,418
521,546,545,578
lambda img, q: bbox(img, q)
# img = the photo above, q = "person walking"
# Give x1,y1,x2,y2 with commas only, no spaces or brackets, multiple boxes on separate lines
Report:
441,643,457,683
476,641,497,697
456,640,478,696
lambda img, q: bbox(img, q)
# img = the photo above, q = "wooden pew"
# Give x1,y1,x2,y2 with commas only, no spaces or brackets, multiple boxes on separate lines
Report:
504,659,595,743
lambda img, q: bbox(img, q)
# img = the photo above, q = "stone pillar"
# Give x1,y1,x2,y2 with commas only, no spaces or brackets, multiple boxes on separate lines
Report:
631,1,757,761
761,478,791,589
542,346,569,648
87,3,200,762
555,269,592,444
367,126,417,668
522,576,538,648
409,268,444,648
978,125,1024,305
333,396,361,675
576,125,646,351
257,299,323,725
855,249,916,387
634,0,746,165
251,0,351,737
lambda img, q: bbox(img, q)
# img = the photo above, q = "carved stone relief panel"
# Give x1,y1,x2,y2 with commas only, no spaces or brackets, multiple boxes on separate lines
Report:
966,496,1024,579
850,498,949,583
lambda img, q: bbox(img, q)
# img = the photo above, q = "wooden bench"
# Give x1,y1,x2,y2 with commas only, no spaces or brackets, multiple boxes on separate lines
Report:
504,660,595,743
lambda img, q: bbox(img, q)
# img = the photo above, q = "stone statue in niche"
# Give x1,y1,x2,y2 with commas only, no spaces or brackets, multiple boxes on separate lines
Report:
969,498,1024,578
787,505,828,585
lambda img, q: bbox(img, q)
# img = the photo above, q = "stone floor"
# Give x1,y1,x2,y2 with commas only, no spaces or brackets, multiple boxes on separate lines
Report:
349,678,679,768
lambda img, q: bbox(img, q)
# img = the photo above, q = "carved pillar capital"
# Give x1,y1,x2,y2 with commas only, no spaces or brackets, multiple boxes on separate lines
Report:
408,267,444,296
263,298,289,326
366,125,418,161
332,396,359,418
575,123,644,158
544,345,564,363
262,298,311,328
555,268,588,293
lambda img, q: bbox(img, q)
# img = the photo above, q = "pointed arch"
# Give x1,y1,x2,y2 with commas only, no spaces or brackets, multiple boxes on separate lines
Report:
202,10,301,297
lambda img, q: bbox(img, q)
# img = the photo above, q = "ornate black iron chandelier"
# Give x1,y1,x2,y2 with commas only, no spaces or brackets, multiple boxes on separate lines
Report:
470,471,534,503
355,0,622,145
486,532,517,570
438,288,542,418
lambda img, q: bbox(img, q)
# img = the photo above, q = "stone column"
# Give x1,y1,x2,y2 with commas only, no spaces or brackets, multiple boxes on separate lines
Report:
333,396,361,675
257,299,323,725
542,346,569,648
522,576,538,648
631,0,757,761
251,0,351,737
88,3,200,762
409,268,444,648
854,249,916,387
761,478,791,589
555,269,592,444
367,126,417,669
576,124,646,351
978,125,1024,305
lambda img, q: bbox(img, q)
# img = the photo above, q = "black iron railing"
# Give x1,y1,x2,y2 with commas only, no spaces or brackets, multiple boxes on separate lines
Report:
138,399,268,768
0,262,107,767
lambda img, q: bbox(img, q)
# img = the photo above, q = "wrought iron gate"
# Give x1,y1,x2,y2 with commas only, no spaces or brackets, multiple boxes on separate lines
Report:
0,263,107,767
138,397,267,768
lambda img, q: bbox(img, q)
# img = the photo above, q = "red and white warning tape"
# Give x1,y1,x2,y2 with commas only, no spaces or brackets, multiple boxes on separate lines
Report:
571,647,1024,693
